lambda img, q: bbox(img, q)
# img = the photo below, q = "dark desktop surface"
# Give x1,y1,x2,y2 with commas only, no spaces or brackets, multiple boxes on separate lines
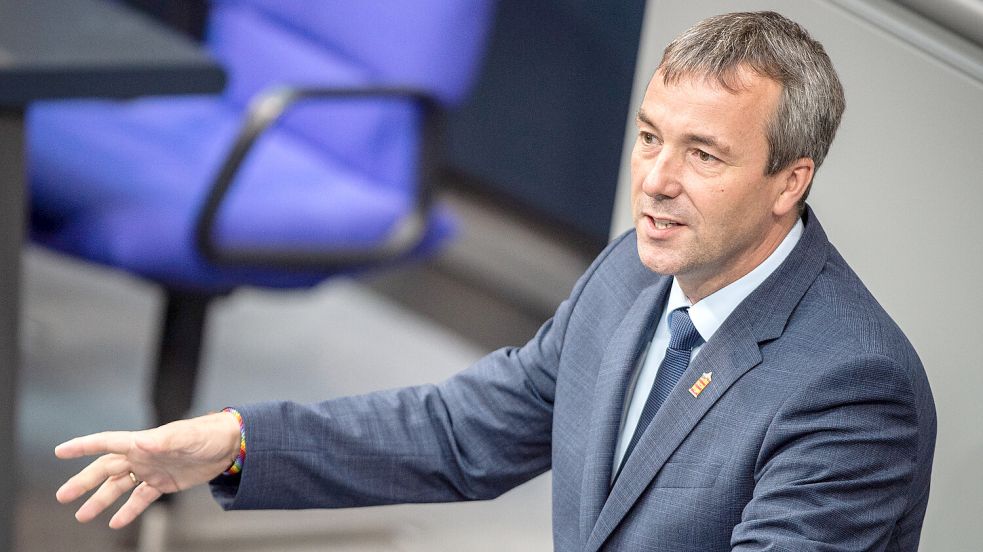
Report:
0,0,223,105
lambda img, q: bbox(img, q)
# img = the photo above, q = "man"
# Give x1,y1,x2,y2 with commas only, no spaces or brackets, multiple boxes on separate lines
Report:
55,11,936,550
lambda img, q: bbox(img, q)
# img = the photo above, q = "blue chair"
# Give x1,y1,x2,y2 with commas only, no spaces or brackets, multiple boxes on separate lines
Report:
27,0,494,425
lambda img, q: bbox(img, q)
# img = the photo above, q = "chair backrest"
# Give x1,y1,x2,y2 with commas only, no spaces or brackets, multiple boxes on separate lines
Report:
207,0,494,190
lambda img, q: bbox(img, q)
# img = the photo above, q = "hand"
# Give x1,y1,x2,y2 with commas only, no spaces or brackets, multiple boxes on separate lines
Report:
54,411,242,529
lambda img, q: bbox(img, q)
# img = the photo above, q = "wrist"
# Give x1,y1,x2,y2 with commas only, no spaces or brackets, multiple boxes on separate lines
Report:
220,407,246,476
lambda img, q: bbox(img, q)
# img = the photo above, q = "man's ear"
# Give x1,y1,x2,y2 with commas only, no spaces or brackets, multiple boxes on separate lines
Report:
774,157,815,216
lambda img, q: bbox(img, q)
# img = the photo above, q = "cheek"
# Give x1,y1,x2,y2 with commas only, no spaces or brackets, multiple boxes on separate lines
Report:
629,159,644,193
704,186,771,240
629,175,646,212
687,185,744,237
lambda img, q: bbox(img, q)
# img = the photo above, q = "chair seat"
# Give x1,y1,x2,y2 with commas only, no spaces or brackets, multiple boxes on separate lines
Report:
28,96,454,292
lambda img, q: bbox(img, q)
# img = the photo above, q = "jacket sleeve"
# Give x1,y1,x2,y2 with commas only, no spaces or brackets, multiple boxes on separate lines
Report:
730,354,936,551
210,232,633,510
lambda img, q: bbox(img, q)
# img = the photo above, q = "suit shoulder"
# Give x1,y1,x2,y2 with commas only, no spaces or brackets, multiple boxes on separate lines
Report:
575,230,662,306
787,246,924,380
559,229,663,335
589,230,655,289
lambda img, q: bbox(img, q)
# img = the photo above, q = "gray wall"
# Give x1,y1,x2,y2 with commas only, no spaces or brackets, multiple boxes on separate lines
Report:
612,1,983,549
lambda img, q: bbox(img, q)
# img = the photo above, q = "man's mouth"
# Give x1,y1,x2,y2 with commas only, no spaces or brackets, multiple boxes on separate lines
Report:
652,219,679,230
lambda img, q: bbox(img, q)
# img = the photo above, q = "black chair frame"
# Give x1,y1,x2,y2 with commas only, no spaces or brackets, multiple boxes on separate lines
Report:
154,86,445,427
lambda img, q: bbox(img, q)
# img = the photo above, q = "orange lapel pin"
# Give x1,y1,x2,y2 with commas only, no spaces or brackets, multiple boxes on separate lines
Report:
689,372,712,398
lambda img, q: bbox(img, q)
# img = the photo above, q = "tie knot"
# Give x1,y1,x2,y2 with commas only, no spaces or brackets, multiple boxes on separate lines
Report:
667,308,703,350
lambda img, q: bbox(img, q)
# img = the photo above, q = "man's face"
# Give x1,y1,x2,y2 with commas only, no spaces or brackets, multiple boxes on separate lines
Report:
630,68,796,301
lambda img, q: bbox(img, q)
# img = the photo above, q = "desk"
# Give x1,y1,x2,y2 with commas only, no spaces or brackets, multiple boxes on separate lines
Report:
0,0,224,548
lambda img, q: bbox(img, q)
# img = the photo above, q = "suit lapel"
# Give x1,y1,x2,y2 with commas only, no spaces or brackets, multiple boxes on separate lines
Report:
583,206,831,552
585,325,761,552
579,279,670,546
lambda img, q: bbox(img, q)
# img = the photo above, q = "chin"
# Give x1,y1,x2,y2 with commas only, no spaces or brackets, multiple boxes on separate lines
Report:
636,246,677,276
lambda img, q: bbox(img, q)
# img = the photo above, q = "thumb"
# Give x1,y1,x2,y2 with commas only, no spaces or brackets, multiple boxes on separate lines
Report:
130,426,174,458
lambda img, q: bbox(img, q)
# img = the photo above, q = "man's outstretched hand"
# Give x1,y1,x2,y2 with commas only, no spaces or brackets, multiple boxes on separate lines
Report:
54,411,241,529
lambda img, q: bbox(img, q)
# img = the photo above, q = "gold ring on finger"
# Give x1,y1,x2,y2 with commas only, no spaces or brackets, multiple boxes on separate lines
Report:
128,472,140,485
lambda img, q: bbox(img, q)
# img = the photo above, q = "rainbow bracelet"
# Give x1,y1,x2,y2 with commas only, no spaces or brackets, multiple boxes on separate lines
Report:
222,407,246,476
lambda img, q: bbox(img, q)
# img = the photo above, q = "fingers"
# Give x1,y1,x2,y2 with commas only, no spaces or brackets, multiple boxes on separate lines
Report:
73,472,136,523
56,454,130,504
55,431,136,459
71,476,164,528
109,483,163,529
55,427,169,528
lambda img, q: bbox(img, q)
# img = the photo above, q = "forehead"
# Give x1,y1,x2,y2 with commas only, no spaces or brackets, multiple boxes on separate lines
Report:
639,68,781,145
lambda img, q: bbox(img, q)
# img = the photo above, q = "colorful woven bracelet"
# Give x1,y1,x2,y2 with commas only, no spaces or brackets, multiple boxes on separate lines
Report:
222,407,246,476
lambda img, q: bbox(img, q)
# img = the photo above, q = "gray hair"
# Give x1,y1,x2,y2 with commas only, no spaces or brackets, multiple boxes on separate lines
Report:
659,11,845,201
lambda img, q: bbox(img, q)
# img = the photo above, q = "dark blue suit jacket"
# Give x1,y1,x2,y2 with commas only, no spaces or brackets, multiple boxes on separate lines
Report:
213,207,936,551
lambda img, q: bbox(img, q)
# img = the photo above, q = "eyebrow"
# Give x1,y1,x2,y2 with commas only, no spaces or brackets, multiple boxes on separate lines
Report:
636,109,734,158
684,133,733,158
636,109,655,128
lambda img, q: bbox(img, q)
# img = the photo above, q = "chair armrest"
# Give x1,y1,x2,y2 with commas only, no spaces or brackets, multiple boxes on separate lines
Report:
193,85,442,269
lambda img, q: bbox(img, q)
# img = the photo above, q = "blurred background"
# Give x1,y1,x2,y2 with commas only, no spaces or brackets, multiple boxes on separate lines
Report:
6,0,982,550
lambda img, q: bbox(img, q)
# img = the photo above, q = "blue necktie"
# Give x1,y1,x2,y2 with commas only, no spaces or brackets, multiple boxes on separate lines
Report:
616,307,704,479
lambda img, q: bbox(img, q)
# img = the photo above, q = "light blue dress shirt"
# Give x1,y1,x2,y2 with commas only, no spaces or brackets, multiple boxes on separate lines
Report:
612,219,804,479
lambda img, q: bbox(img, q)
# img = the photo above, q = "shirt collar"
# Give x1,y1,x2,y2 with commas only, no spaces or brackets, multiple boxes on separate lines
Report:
671,218,804,343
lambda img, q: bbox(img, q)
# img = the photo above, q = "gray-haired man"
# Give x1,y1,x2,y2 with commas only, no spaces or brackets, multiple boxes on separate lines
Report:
56,11,935,550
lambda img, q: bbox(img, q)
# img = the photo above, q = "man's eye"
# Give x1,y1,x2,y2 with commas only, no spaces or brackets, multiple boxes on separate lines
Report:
640,132,656,145
695,150,718,163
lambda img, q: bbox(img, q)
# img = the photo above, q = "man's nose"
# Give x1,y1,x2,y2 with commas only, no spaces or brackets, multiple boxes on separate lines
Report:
641,150,682,199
